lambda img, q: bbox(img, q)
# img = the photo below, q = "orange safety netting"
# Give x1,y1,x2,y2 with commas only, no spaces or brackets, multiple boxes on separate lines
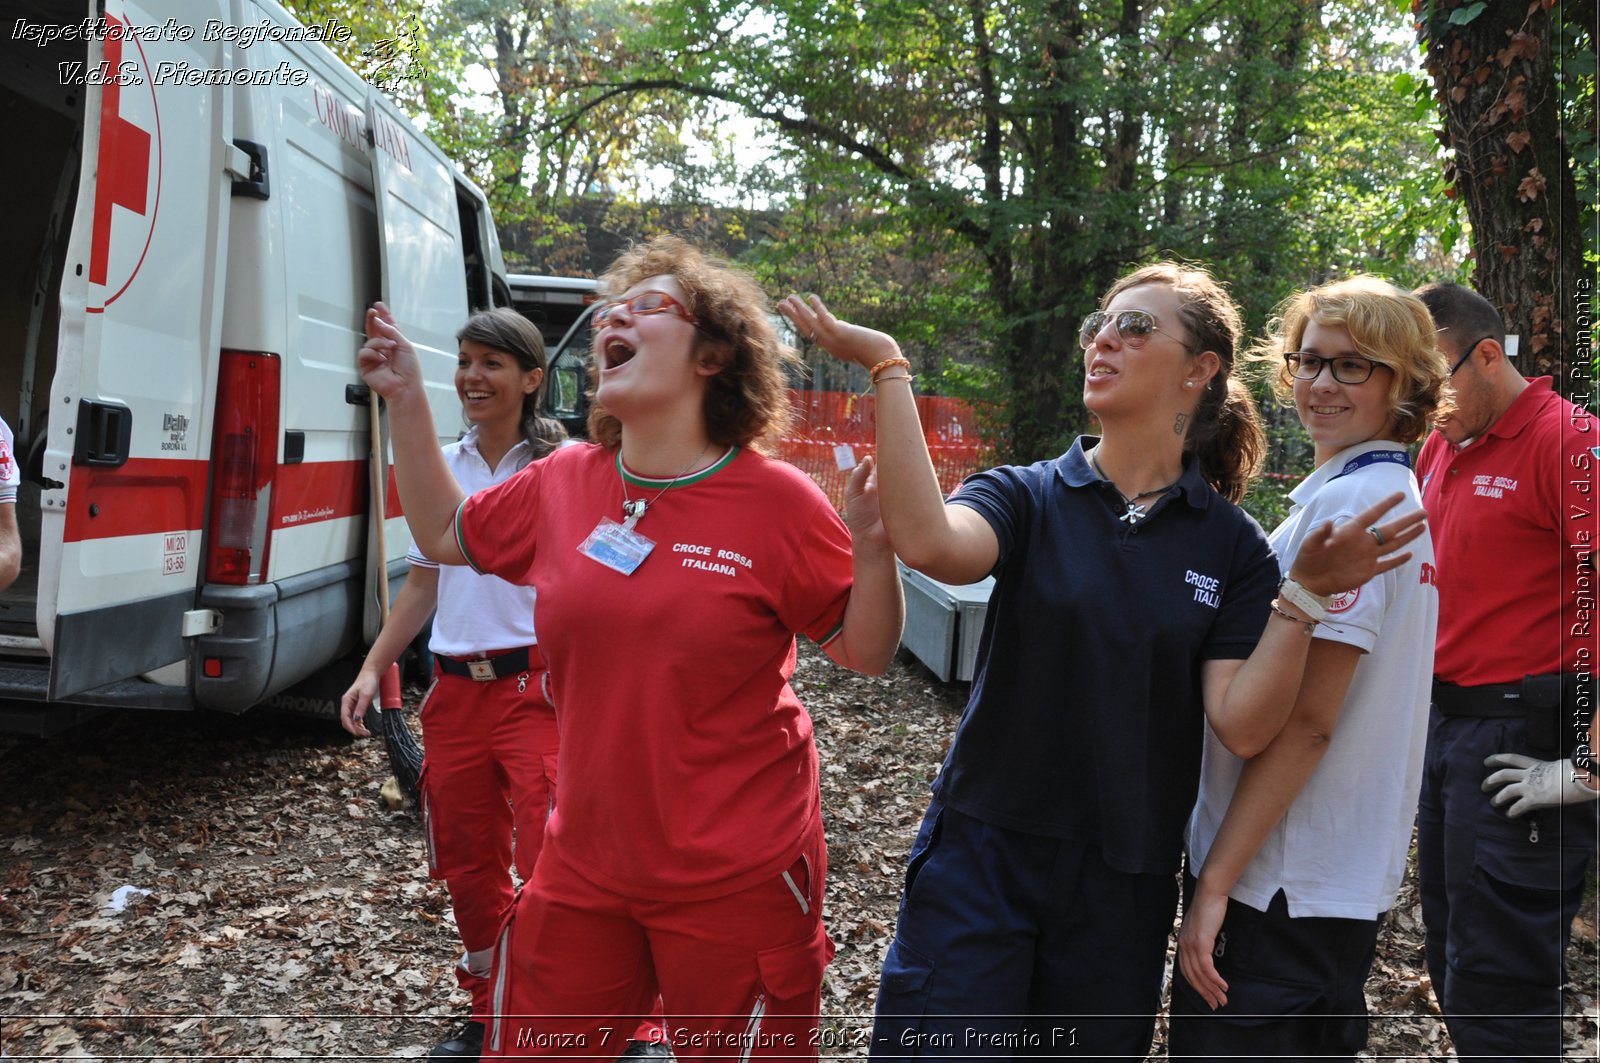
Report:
777,390,993,509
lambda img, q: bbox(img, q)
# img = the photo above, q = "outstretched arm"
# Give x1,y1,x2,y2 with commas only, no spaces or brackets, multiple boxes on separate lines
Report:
779,294,998,585
358,303,466,564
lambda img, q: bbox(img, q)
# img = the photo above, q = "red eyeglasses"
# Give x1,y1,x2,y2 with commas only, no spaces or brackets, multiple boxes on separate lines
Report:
592,290,705,330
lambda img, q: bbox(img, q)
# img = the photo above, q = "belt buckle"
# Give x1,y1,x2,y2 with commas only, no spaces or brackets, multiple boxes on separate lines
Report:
467,659,497,682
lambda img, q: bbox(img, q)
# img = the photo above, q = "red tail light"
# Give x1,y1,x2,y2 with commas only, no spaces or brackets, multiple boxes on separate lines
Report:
206,351,281,584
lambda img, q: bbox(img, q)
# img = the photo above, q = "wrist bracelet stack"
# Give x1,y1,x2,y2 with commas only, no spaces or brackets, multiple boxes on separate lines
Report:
868,356,913,385
849,357,913,412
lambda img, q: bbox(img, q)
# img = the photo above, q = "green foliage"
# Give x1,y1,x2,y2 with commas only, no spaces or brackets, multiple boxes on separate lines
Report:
546,0,1464,461
286,0,1471,465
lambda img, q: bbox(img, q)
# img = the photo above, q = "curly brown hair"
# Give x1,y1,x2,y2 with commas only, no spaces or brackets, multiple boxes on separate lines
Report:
587,236,799,453
1250,275,1449,446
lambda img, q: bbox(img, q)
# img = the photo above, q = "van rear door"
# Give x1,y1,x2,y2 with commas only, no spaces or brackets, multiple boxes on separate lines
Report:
40,1,232,700
363,90,466,642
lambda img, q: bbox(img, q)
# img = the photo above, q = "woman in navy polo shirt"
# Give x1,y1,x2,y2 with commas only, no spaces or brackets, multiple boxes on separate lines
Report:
780,263,1425,1060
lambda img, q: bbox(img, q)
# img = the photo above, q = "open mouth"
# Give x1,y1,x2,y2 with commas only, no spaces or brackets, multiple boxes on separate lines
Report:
463,390,493,402
603,338,636,370
1087,363,1117,379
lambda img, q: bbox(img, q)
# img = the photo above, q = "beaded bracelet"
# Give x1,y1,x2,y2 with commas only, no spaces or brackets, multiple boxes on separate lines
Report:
868,356,912,382
1269,600,1318,636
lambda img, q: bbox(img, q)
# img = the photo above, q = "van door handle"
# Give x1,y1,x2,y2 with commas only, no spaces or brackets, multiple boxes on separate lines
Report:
229,139,270,199
72,400,132,467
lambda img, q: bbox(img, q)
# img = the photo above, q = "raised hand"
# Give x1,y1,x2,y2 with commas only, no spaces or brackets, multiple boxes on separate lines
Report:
778,293,900,370
843,455,890,553
358,302,422,401
1287,492,1427,597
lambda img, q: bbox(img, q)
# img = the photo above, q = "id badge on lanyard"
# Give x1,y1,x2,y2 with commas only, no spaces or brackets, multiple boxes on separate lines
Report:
578,516,656,576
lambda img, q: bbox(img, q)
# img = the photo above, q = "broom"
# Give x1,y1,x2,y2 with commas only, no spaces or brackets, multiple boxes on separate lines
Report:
362,388,424,803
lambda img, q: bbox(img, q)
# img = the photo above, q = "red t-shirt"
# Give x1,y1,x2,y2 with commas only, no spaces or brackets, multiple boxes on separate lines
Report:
1417,377,1597,686
456,442,853,899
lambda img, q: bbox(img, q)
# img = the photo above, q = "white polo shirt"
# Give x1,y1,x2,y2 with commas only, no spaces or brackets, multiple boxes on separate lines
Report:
1186,439,1439,920
406,427,541,657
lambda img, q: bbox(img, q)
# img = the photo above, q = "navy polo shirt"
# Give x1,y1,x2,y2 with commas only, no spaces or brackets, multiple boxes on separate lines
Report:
937,437,1277,875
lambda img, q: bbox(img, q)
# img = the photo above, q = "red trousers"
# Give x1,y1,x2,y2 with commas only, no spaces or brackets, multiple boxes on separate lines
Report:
420,648,557,1019
485,818,833,1061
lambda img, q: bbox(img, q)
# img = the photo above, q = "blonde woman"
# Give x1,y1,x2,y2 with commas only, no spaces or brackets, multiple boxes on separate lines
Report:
1173,276,1448,1061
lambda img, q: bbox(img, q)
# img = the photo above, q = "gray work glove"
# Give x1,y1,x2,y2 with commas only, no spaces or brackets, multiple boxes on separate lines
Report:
1482,753,1600,818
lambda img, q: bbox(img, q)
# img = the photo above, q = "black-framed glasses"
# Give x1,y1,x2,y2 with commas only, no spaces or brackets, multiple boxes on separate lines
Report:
1078,309,1187,350
592,290,705,330
1284,351,1385,385
1450,336,1491,376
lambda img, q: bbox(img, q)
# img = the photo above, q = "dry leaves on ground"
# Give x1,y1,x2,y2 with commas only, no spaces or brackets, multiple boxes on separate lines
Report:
0,642,1595,1059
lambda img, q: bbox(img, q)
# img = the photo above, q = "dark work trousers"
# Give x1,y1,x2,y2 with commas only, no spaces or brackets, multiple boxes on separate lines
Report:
1417,710,1598,1061
867,797,1179,1061
1167,878,1380,1063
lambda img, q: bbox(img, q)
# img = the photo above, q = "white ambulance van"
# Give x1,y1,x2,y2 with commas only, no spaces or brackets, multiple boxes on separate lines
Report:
0,0,508,732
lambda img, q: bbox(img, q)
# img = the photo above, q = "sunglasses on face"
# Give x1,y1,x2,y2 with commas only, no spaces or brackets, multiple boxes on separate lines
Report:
1284,351,1384,385
1078,309,1187,350
592,290,704,330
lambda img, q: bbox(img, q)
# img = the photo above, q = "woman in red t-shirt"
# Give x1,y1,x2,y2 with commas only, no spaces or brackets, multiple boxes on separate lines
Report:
358,236,903,1060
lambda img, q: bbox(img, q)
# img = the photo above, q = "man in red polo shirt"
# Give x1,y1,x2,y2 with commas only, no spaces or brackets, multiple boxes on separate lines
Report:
1413,282,1598,1061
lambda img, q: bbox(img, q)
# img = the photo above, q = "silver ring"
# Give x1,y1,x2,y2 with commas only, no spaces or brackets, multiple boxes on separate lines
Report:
1367,525,1385,547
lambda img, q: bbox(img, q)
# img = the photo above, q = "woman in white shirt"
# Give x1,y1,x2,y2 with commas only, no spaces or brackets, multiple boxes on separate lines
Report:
1173,276,1448,1062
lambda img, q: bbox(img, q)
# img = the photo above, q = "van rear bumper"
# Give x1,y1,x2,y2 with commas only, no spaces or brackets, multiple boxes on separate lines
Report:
193,557,368,714
0,659,188,735
0,556,403,729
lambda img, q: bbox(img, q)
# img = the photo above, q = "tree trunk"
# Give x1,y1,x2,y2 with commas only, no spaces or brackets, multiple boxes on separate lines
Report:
1416,0,1587,393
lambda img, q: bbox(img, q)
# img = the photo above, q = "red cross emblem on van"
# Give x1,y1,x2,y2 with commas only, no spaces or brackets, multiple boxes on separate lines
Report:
88,12,159,311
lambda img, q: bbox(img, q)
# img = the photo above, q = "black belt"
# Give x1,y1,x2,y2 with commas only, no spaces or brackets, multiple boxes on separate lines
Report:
1433,673,1590,758
437,647,532,682
1431,680,1526,718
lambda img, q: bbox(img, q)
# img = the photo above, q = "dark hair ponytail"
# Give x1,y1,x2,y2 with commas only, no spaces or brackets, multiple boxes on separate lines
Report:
456,308,567,460
1190,375,1265,505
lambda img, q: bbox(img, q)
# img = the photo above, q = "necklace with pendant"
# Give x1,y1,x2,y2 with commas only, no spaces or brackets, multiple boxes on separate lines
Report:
620,444,710,529
1089,450,1180,524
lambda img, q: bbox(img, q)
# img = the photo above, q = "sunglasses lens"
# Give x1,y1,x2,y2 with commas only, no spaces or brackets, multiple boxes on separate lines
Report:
1079,312,1106,347
1116,311,1156,343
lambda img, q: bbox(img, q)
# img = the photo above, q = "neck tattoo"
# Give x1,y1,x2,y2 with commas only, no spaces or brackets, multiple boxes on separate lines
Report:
1089,450,1180,524
621,445,710,529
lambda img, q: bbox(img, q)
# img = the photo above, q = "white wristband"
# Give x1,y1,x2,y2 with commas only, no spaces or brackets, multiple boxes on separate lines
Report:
1278,577,1330,622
